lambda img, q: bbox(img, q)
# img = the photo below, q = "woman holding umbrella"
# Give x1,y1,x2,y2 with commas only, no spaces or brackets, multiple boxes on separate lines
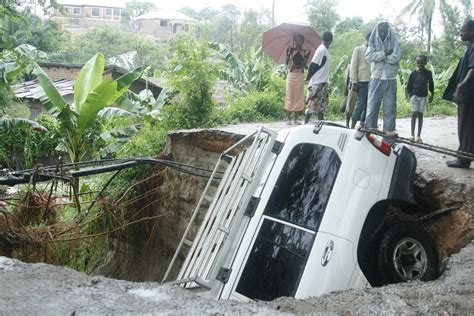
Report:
285,34,310,125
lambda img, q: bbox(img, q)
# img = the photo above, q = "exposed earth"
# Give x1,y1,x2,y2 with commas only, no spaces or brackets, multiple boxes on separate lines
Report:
0,116,473,315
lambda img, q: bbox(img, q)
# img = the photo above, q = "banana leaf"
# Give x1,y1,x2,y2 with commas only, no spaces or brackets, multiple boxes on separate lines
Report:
74,53,105,113
0,115,46,131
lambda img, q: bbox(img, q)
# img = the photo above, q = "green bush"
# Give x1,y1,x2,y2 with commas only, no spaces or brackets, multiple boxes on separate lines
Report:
327,95,345,121
0,114,61,169
221,90,285,123
117,120,167,159
163,36,218,130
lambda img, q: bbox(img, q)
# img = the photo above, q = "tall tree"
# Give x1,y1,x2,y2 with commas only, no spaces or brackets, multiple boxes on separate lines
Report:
459,0,472,19
432,0,464,69
178,6,199,20
399,0,435,53
234,9,271,58
55,26,167,71
211,4,241,50
1,11,68,52
334,17,364,34
307,0,340,33
122,1,156,20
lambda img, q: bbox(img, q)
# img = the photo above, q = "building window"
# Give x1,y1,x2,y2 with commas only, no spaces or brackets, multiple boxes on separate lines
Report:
113,9,120,16
105,8,112,16
72,7,81,15
160,20,168,27
91,7,100,17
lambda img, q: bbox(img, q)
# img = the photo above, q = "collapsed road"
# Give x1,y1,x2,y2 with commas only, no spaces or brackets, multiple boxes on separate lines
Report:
0,116,472,314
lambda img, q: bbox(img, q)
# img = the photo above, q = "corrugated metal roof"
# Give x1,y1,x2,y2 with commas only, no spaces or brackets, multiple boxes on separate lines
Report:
13,79,74,100
57,0,126,8
135,10,197,22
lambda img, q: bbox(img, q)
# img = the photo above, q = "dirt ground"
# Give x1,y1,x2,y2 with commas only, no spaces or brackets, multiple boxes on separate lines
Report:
0,116,473,315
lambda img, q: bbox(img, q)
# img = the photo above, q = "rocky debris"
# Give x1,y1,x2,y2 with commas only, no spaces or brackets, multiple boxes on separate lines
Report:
0,242,473,314
0,256,278,315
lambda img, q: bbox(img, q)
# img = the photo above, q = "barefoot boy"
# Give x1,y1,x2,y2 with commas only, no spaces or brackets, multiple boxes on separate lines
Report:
407,55,434,142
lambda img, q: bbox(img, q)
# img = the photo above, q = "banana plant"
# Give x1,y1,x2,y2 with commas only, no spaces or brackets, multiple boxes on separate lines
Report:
0,44,46,88
0,44,48,132
209,42,273,93
34,53,143,163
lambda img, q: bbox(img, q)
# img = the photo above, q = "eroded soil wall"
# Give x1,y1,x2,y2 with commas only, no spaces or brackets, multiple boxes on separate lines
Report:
96,130,243,281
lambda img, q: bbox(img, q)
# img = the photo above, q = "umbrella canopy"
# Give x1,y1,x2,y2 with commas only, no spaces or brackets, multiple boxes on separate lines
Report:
262,23,322,65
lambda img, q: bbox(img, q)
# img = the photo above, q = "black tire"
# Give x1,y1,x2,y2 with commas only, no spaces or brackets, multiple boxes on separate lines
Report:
378,221,439,285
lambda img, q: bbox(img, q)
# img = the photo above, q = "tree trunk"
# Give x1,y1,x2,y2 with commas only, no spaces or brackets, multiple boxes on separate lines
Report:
427,17,432,54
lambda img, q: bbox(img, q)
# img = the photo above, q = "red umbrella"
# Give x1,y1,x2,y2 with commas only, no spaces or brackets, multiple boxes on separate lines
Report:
262,23,322,65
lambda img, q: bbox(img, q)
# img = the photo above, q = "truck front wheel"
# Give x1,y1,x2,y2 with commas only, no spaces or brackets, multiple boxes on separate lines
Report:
378,221,439,284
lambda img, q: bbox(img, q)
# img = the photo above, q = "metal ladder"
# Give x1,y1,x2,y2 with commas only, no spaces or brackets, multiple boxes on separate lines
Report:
161,127,278,293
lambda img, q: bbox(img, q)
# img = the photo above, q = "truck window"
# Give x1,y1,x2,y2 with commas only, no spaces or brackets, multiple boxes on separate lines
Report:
235,143,340,300
264,143,341,231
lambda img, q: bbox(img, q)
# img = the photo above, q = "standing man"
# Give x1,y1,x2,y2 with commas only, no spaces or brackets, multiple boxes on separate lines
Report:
365,21,401,137
305,31,333,124
349,32,372,129
444,20,474,169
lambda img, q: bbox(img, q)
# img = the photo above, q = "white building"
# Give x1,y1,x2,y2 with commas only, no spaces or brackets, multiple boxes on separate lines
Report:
134,9,197,40
50,0,127,29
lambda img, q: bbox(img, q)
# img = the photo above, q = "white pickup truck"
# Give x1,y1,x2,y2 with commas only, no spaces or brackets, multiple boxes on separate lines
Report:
162,122,439,301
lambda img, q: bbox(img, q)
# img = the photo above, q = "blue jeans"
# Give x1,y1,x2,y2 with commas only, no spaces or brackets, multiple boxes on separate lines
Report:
352,81,369,124
366,79,397,131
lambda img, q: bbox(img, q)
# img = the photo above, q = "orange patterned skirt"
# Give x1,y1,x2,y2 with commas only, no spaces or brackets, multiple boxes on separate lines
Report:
285,72,305,112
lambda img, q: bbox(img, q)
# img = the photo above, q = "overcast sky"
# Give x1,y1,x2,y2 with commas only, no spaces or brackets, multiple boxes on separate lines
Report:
61,0,461,35
144,0,459,36
148,0,412,24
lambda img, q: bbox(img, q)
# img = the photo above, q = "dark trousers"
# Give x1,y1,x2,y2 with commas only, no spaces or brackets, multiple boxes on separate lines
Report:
458,103,474,161
352,81,369,124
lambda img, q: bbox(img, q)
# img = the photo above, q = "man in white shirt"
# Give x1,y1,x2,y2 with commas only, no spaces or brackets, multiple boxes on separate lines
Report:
305,31,333,123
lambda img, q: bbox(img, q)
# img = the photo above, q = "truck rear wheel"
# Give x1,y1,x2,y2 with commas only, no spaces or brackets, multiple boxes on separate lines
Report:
378,221,439,284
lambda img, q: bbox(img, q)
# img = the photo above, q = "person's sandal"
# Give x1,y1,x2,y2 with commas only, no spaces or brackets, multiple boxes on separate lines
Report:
415,136,423,143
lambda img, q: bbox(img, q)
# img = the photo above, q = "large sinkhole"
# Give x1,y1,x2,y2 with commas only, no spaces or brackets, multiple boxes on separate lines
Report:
0,129,473,290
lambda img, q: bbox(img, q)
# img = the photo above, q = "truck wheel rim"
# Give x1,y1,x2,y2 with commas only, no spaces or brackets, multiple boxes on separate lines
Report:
392,237,428,280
